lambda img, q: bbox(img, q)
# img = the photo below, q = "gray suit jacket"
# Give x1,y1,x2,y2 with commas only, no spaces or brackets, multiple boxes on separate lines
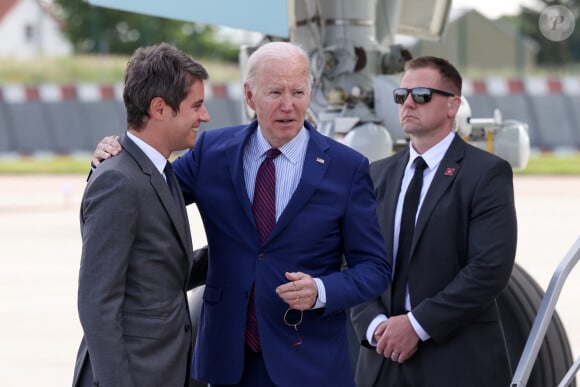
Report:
351,134,516,387
73,134,206,387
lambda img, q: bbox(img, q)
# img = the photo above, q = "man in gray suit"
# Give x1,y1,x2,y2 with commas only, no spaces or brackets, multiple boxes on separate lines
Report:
351,56,517,386
73,43,210,387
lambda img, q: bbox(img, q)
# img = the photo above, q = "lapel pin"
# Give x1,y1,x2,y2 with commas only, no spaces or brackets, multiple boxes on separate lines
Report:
316,157,325,164
444,167,456,176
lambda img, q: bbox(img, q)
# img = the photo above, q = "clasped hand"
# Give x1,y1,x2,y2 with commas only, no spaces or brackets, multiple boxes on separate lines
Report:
374,314,419,363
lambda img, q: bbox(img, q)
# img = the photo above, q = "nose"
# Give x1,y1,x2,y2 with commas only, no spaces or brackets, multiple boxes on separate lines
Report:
200,105,210,122
280,93,293,111
402,92,416,107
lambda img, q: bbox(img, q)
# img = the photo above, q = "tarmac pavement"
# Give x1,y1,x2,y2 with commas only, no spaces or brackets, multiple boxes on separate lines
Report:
0,174,578,386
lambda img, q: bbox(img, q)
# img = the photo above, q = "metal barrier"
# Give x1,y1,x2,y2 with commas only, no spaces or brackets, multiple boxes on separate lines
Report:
511,236,580,387
463,77,580,152
0,78,579,155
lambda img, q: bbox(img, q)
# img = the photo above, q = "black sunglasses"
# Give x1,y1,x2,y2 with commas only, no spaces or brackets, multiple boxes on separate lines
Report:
393,87,455,104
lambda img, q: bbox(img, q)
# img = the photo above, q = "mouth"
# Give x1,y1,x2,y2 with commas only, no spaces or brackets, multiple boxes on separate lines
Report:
276,119,295,125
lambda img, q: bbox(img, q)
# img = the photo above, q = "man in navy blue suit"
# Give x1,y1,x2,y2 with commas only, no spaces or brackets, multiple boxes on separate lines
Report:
94,41,390,387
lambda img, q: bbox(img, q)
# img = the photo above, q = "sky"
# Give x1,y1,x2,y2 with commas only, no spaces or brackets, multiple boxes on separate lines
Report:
451,0,540,19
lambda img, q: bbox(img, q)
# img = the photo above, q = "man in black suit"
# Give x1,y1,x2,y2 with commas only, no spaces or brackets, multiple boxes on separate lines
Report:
351,56,517,387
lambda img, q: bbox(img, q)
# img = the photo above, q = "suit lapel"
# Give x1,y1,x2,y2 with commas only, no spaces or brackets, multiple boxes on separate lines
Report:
226,122,260,229
270,126,330,242
121,134,194,270
413,134,465,249
383,152,409,262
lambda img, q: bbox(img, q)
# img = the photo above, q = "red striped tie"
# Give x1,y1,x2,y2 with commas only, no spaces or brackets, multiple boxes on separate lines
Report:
246,148,281,352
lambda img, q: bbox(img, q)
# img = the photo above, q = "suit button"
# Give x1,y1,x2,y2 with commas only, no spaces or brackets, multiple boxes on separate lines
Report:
185,324,190,332
258,253,265,260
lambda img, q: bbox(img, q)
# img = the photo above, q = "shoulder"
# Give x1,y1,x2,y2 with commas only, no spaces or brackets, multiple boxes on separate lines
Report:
88,153,140,191
462,141,512,172
194,123,254,153
201,123,253,142
310,128,367,163
203,124,247,137
369,150,405,177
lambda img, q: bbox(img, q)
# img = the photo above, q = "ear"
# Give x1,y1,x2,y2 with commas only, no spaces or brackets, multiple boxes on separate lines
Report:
149,97,166,120
447,96,461,118
244,83,256,111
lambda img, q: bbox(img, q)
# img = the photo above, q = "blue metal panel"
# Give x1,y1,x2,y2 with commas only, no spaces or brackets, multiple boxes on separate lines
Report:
88,0,289,37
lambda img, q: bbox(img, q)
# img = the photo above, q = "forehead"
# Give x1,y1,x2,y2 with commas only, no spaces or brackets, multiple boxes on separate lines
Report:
257,58,309,86
184,80,205,100
401,67,442,88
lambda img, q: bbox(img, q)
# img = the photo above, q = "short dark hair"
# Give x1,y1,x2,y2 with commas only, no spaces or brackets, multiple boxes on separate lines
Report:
404,56,462,96
123,43,209,130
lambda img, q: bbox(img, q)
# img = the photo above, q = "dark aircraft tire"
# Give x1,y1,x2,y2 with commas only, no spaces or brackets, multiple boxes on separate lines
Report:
498,262,575,387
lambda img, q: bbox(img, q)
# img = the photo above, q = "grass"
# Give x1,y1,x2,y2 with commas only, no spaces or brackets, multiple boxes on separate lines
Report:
0,155,93,174
2,55,578,86
516,153,580,175
0,153,578,175
0,55,241,84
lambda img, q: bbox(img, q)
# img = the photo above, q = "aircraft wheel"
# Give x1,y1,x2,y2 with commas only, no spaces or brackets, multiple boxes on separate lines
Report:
498,263,575,387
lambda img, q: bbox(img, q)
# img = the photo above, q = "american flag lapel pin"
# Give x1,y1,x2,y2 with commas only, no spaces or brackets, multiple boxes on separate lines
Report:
316,157,325,164
444,167,456,176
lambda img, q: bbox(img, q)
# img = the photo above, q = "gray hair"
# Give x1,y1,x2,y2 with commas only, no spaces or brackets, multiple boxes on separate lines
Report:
245,41,312,93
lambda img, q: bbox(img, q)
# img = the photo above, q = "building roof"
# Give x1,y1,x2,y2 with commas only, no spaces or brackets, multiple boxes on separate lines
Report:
0,0,66,30
395,7,538,53
0,0,19,22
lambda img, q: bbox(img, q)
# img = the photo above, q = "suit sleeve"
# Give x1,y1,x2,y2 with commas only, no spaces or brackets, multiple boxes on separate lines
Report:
322,156,392,313
412,159,517,342
171,131,204,205
78,169,137,387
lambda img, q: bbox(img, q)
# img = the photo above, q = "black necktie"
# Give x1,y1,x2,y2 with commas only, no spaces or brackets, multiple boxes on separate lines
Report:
164,161,187,221
246,148,281,352
391,156,428,315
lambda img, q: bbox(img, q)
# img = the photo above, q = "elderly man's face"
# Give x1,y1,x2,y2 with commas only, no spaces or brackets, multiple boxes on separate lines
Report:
245,55,311,148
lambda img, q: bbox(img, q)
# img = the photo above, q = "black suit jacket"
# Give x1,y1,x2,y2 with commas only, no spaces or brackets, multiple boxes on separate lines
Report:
351,134,517,387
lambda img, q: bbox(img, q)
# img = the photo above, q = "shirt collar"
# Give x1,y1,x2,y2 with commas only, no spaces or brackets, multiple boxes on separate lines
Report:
255,125,309,165
408,131,454,170
126,131,167,175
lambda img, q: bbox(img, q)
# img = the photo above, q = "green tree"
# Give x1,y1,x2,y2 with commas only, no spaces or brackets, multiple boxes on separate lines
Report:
504,0,580,66
53,0,239,62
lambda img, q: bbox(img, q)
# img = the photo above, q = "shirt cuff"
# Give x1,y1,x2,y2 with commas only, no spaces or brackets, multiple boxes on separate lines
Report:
408,311,430,341
366,314,388,346
312,277,326,309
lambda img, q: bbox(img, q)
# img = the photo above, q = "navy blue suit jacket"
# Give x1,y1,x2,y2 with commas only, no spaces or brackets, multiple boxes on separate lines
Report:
172,120,390,386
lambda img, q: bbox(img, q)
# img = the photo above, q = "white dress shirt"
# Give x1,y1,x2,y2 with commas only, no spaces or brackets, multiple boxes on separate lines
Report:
366,131,455,344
